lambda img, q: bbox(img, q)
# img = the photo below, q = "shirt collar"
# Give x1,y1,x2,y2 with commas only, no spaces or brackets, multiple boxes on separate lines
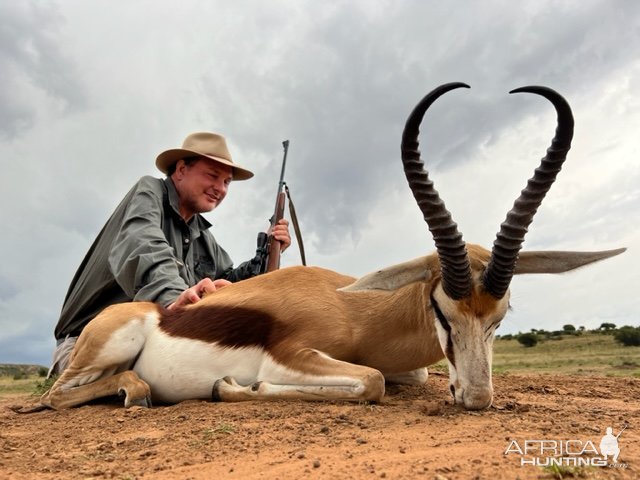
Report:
164,177,212,231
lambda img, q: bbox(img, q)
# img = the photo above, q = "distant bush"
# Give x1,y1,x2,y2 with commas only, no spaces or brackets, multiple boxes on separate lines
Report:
38,367,48,377
499,334,514,341
563,324,576,333
517,333,538,348
598,323,617,333
614,326,640,347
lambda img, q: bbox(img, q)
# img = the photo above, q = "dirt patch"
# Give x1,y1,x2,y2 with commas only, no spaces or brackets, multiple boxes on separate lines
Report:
1,373,638,479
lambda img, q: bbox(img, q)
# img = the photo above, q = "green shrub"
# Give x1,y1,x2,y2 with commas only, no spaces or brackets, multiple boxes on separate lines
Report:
517,333,538,348
599,322,617,334
614,326,640,347
33,376,57,396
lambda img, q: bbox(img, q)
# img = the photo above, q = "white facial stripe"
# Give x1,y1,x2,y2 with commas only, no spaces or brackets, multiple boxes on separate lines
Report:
430,286,498,409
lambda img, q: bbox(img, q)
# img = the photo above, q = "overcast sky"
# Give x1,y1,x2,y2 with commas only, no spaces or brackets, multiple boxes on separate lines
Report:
1,0,638,366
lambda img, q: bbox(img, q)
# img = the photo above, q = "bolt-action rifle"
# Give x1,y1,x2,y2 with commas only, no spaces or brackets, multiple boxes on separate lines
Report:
249,140,306,275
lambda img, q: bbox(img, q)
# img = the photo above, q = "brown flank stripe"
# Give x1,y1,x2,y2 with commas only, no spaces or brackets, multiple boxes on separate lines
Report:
159,304,289,349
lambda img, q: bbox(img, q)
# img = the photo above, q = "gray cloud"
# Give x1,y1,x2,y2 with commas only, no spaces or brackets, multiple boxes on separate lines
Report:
0,1,86,138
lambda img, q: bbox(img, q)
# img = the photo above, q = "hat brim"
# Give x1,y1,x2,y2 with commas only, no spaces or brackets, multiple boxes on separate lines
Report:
156,149,254,181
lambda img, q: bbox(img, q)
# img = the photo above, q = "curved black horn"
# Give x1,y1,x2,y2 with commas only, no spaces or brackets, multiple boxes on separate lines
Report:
483,86,574,299
401,82,472,300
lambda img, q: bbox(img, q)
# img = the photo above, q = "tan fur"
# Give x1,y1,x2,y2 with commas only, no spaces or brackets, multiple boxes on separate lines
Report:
68,302,159,367
187,265,444,374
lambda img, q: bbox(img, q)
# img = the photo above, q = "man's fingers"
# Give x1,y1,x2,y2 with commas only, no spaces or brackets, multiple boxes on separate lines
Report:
272,225,292,251
199,285,217,295
194,278,217,297
213,279,232,289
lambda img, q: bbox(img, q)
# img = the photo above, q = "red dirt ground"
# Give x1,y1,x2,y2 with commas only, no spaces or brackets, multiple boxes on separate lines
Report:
1,373,638,479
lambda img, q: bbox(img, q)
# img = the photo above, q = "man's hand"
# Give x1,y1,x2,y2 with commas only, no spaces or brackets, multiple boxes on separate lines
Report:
272,218,291,252
167,278,232,310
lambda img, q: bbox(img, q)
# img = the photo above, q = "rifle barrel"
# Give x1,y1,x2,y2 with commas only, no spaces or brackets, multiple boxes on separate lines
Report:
278,140,289,187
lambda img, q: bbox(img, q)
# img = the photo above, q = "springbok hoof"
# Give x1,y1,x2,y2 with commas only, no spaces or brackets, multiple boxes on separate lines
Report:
211,378,225,402
212,376,239,402
119,388,152,408
8,404,51,414
127,395,152,408
250,381,262,392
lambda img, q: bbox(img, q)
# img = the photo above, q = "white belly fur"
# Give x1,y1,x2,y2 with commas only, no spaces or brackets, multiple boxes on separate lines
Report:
133,328,266,403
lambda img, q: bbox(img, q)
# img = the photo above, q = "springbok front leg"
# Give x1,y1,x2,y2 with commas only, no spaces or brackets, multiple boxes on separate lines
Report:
43,369,152,410
212,348,385,402
384,367,429,386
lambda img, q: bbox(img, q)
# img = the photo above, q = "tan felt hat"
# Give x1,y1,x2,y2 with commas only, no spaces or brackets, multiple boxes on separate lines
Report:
156,132,254,181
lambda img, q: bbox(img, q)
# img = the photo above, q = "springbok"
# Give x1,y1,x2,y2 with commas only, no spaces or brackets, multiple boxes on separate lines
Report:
38,83,624,412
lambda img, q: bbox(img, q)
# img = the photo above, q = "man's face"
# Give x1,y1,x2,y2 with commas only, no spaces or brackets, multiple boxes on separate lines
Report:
172,157,233,221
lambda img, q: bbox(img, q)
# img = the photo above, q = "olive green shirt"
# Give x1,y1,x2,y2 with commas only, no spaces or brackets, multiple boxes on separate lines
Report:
54,176,258,340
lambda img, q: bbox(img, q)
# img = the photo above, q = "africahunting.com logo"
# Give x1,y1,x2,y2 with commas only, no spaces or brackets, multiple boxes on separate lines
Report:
504,425,629,468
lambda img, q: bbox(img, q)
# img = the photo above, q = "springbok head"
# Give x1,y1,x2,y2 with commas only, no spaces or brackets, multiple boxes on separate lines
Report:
345,83,625,409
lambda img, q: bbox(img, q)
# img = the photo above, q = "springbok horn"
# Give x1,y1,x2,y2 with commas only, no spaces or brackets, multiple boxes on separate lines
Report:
401,82,472,300
483,86,574,299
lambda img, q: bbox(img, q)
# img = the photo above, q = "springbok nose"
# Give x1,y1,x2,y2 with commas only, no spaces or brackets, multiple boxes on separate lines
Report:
461,386,493,410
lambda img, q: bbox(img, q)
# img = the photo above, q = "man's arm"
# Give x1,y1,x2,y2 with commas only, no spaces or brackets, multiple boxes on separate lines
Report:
108,179,188,307
215,219,292,282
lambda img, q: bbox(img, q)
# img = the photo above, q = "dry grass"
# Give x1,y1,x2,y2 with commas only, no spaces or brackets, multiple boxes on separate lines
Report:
0,374,45,396
491,332,640,377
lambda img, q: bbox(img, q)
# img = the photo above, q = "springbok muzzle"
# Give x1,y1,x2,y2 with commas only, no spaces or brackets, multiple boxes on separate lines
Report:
446,341,494,410
457,383,493,410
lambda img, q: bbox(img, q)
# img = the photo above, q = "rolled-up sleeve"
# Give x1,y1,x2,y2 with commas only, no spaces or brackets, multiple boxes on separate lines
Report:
108,181,187,306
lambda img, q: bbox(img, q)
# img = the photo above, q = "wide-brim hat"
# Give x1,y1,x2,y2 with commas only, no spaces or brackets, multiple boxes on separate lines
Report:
156,132,254,181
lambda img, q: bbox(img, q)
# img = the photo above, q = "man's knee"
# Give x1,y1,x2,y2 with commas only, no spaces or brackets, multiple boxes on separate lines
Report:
47,336,78,378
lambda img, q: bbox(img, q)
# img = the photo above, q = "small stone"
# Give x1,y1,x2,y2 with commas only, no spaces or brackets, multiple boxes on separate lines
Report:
312,459,321,468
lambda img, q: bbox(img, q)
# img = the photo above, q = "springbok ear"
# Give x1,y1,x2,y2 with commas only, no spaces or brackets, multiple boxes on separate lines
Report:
339,256,433,292
514,248,626,274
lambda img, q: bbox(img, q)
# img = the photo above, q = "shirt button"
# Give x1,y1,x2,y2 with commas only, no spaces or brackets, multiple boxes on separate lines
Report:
184,238,190,244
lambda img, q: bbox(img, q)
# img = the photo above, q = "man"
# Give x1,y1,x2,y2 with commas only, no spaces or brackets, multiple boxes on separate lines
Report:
599,426,622,464
49,132,291,375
